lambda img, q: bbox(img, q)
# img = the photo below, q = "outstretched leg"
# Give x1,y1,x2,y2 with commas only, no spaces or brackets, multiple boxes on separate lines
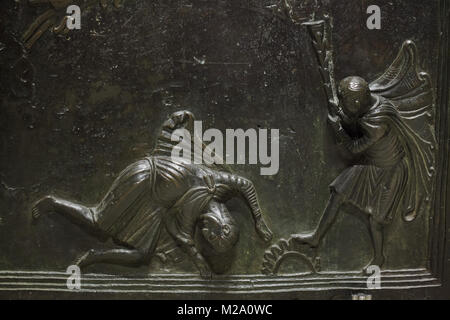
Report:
32,195,96,228
364,217,385,272
75,249,145,269
291,192,344,247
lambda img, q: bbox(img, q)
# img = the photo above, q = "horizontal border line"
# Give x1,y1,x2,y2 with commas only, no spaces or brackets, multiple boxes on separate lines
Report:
0,269,439,294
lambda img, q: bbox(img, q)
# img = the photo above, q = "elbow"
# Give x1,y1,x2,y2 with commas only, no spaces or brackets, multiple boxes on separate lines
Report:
239,177,253,191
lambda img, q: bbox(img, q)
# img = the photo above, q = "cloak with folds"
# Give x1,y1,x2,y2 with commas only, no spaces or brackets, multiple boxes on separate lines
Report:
367,40,437,222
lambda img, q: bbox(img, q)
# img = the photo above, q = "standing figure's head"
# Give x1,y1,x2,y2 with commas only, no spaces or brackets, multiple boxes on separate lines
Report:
200,201,239,253
338,76,372,118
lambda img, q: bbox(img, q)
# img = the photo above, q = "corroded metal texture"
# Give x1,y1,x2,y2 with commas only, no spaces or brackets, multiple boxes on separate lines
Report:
0,0,449,299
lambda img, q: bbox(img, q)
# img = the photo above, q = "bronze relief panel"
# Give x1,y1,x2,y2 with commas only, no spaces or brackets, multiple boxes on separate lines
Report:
0,0,449,299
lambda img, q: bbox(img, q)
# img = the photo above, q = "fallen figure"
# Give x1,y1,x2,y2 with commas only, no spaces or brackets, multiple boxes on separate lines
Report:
32,111,273,278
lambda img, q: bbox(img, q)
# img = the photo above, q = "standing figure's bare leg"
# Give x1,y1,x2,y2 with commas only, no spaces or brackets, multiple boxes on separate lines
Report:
75,249,145,269
364,217,385,271
32,195,96,228
291,192,344,247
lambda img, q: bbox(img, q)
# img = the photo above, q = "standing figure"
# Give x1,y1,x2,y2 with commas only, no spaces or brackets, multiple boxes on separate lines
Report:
32,111,273,278
291,40,436,271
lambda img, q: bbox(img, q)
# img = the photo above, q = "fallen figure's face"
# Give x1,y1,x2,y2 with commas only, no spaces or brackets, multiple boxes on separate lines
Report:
200,201,239,254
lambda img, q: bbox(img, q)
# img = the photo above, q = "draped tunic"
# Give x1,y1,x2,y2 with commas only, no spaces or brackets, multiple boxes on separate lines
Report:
330,96,409,224
89,156,260,257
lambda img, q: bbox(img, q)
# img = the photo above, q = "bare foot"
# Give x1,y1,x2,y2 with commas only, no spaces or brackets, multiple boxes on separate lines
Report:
198,264,213,280
194,258,213,279
291,233,319,248
31,196,55,221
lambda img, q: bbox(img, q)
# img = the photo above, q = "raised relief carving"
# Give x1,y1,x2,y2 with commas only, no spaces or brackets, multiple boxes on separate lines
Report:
263,23,437,275
31,111,273,278
0,0,445,296
0,31,34,98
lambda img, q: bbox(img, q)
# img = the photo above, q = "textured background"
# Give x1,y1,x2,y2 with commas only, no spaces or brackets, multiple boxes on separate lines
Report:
0,0,442,276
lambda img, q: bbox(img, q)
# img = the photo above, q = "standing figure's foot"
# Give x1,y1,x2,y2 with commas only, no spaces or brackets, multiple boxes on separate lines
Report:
363,256,385,274
31,195,55,221
291,233,320,248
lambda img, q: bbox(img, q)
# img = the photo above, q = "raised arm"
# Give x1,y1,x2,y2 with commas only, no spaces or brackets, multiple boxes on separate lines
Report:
213,173,260,217
328,114,387,155
164,200,213,279
213,172,273,243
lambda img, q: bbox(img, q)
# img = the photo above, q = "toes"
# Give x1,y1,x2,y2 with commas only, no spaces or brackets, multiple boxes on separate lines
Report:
291,234,318,247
